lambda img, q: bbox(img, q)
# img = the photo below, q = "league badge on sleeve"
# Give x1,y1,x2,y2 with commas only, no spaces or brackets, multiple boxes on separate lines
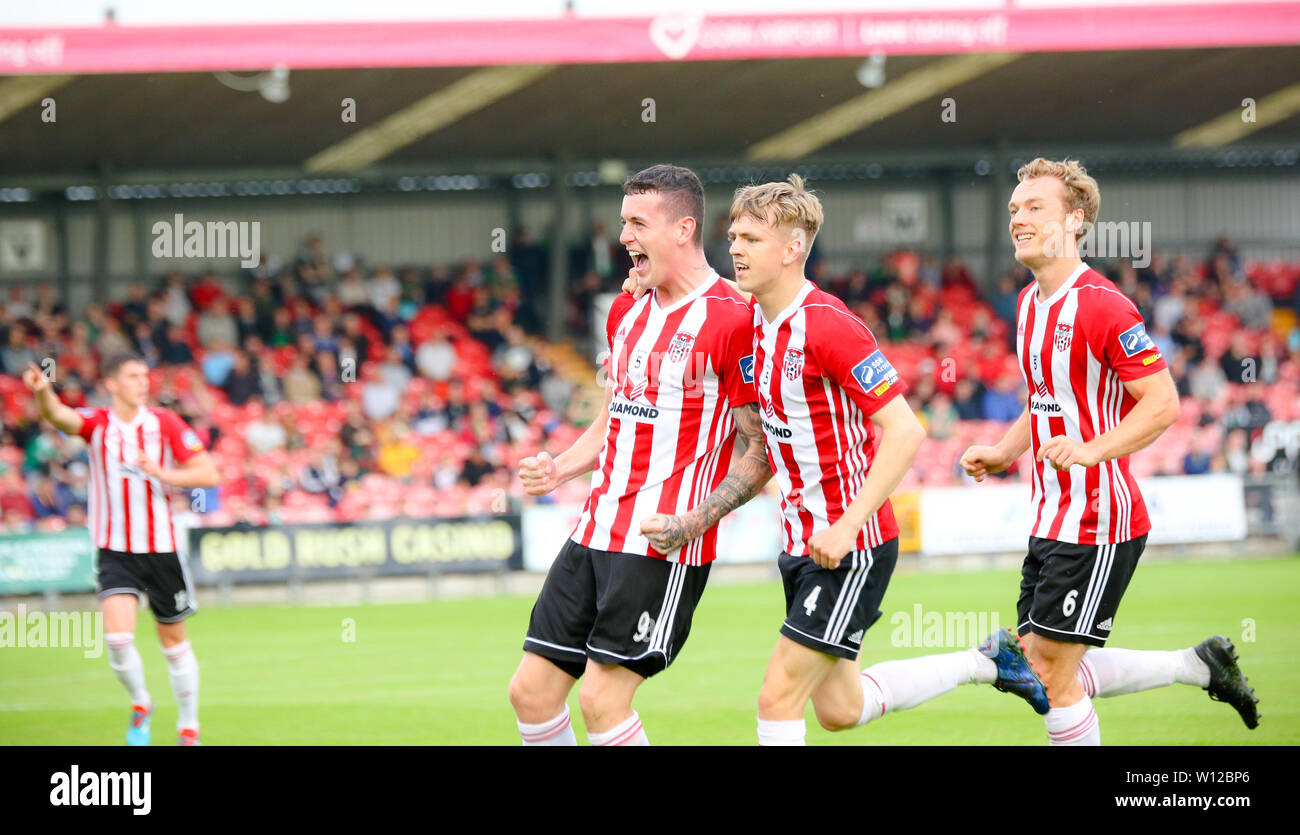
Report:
1118,322,1156,357
182,430,204,451
738,354,755,385
851,350,900,397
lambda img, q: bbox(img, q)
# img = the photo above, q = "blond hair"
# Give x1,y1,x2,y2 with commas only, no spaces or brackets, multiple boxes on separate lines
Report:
1016,157,1100,232
729,174,824,260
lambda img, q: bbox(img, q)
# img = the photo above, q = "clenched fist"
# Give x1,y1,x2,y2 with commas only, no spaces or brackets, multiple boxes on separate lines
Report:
518,450,560,497
958,445,1012,483
621,268,647,300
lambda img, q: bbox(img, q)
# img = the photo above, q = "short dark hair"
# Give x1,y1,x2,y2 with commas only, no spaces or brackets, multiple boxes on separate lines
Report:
103,352,147,378
622,164,706,246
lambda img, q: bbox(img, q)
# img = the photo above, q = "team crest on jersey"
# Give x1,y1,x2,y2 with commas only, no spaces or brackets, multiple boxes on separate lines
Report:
1054,323,1073,352
668,331,696,363
1118,322,1156,357
783,348,805,381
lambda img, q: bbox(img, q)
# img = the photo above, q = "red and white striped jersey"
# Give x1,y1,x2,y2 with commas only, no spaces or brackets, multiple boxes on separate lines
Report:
571,273,757,565
1016,262,1168,545
754,282,906,557
76,405,206,554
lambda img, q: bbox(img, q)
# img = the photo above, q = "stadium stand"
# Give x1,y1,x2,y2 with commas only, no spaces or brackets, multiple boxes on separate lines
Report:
1,233,1297,534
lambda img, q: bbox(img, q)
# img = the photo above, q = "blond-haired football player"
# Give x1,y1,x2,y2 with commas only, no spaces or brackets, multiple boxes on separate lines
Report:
960,158,1259,743
723,176,1047,745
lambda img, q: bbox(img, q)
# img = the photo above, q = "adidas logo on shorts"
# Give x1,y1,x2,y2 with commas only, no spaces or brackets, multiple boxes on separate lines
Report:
847,629,864,644
1096,617,1113,631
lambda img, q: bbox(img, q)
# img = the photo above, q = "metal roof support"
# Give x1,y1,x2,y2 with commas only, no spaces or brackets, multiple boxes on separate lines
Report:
546,154,572,344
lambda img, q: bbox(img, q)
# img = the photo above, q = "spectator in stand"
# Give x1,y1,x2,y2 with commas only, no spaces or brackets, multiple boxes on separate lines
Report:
1224,279,1273,331
373,294,404,343
283,353,322,404
981,371,1024,423
389,324,417,374
197,293,239,348
990,271,1021,327
222,351,263,406
160,273,191,325
1189,357,1227,402
132,321,161,367
300,448,345,506
1219,333,1259,387
940,255,978,293
0,467,34,522
458,445,494,487
377,422,419,480
101,316,135,360
0,323,37,375
416,330,457,381
924,392,960,441
361,364,400,421
368,267,401,314
337,268,369,311
200,339,237,387
245,405,287,455
29,474,73,519
160,323,195,365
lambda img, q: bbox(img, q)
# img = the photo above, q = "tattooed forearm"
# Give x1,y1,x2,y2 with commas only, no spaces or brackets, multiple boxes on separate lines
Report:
644,404,770,554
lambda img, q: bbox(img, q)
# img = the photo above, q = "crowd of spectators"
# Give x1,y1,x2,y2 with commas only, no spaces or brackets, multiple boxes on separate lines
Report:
1,230,1298,535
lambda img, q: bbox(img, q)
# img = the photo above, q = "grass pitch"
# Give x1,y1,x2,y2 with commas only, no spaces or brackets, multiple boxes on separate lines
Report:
2,556,1295,745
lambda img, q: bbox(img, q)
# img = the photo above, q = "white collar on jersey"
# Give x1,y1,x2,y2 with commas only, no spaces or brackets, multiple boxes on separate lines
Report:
648,269,718,316
759,279,814,327
1034,261,1090,307
109,404,147,428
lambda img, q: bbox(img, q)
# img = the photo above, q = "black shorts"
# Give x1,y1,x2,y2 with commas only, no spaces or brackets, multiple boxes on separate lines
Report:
1016,535,1145,647
778,538,899,661
523,539,711,680
96,549,198,623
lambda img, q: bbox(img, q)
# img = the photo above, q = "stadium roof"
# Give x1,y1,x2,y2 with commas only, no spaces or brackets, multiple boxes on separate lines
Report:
2,47,1298,186
1,6,1298,187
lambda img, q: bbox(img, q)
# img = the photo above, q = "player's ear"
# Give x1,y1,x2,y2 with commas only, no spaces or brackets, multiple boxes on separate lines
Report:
681,216,697,246
785,229,806,266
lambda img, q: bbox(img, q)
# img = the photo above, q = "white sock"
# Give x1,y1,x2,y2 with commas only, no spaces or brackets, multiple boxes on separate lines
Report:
587,711,649,746
106,632,150,707
757,718,806,746
855,650,987,727
1176,647,1212,687
162,641,199,731
1077,647,1204,698
1044,695,1101,746
517,704,577,746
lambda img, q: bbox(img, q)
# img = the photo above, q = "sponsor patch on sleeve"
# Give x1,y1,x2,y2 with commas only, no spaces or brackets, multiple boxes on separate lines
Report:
1118,322,1156,358
738,354,755,385
182,430,203,451
850,350,899,395
1142,353,1163,366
